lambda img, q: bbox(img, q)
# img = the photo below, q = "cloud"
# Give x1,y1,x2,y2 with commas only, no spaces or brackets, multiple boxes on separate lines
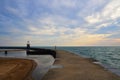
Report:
0,0,120,46
51,0,77,8
85,0,120,24
28,25,57,35
78,0,109,17
54,32,111,46
81,0,120,41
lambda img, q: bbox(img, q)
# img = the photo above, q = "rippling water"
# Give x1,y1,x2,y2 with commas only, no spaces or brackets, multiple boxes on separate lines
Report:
0,49,26,57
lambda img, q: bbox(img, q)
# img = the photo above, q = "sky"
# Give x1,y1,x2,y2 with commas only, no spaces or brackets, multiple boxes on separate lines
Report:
0,0,120,46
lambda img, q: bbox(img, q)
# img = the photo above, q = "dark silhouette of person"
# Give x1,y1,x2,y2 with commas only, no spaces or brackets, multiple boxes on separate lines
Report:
5,51,7,56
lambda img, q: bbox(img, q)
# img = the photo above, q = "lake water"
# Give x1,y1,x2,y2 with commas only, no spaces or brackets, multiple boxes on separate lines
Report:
0,49,26,57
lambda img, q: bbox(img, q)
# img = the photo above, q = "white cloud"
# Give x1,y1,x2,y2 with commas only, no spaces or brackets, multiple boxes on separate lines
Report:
95,22,112,30
28,25,57,35
85,13,100,24
39,15,79,27
78,0,109,17
14,13,116,46
85,0,120,24
1,0,120,46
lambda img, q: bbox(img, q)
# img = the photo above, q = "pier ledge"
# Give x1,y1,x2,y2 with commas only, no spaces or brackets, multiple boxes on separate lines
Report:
42,50,120,80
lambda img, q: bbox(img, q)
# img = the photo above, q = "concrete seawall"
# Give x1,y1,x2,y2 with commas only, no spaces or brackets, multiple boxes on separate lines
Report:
0,47,56,58
42,50,120,80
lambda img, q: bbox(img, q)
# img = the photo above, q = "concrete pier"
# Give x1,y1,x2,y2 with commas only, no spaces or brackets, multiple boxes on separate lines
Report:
42,50,120,80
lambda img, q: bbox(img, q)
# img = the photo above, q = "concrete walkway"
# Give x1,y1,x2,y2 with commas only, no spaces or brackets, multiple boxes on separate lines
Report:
28,55,55,80
42,50,120,80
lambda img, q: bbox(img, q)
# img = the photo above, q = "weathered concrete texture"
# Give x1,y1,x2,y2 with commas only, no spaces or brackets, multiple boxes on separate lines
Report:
42,50,120,80
0,58,36,80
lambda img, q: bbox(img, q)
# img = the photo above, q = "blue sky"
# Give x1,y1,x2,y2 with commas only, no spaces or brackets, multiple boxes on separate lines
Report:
0,0,120,46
